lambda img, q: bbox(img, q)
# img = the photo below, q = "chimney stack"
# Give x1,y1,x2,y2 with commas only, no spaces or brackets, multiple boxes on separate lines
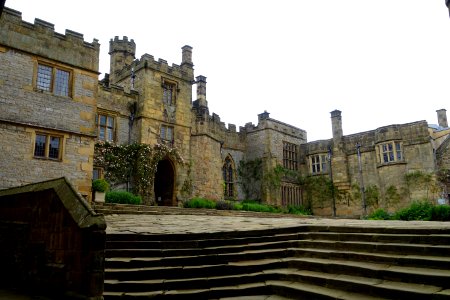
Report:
437,109,448,128
196,75,208,107
181,45,193,67
331,110,343,141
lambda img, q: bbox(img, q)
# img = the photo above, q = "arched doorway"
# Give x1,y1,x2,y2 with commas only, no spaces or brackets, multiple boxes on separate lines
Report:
154,159,175,206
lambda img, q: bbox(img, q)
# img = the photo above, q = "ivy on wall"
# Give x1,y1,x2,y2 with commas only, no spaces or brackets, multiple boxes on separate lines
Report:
237,158,263,201
94,142,185,198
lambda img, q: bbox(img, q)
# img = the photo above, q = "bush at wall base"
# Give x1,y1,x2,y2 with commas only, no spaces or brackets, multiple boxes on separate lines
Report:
105,190,142,205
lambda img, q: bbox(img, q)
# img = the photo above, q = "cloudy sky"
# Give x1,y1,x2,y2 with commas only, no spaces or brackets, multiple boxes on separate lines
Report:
6,1,450,141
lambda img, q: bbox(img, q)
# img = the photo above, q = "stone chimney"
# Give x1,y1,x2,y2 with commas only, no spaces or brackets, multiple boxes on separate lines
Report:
331,110,343,141
181,45,193,67
258,111,270,122
437,109,448,128
196,75,207,107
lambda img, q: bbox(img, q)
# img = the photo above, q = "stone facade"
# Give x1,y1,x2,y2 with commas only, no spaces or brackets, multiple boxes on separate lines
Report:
0,8,99,200
1,7,450,216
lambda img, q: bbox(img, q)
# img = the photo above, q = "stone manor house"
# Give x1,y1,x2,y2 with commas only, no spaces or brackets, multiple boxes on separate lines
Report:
1,7,450,217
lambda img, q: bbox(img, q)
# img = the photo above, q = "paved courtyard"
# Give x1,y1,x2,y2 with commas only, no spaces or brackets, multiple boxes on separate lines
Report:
105,213,450,235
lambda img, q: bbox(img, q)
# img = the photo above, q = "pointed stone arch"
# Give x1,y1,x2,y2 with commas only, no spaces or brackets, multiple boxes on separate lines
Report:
154,157,176,206
222,154,236,199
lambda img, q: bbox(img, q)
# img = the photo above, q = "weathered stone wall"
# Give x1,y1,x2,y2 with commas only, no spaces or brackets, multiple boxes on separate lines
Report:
0,8,98,200
244,117,306,205
0,7,99,72
301,120,440,217
0,123,94,198
97,84,139,145
190,135,223,200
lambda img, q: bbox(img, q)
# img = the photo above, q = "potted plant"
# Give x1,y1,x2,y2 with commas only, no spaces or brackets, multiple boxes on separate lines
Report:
92,178,109,202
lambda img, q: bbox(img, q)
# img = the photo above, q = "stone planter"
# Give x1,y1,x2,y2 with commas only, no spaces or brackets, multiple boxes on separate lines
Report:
94,191,105,203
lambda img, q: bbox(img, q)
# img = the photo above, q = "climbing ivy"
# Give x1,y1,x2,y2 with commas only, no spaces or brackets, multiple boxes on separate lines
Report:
237,158,263,201
404,170,436,201
94,142,185,198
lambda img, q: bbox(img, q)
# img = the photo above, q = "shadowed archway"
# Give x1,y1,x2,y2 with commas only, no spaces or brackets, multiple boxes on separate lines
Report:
154,159,175,206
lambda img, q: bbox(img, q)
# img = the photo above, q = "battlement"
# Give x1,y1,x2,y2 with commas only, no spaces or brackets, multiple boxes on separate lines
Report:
247,112,306,140
0,7,100,72
109,36,136,55
115,51,194,82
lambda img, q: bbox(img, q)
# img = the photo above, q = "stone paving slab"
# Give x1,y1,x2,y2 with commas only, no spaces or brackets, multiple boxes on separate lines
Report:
104,213,450,235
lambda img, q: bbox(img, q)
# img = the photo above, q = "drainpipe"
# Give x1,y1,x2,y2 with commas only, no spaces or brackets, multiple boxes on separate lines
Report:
328,145,336,217
356,143,367,217
127,102,137,192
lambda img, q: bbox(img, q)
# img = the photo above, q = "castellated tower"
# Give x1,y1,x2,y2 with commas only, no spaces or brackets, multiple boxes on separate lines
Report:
109,36,136,84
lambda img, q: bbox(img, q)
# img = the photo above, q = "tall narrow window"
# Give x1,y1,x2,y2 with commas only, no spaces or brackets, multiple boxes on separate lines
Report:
97,114,115,142
310,154,328,174
34,134,47,157
283,142,298,171
34,133,62,160
160,125,174,142
54,69,70,96
223,156,234,198
36,63,71,97
37,65,52,91
162,82,176,105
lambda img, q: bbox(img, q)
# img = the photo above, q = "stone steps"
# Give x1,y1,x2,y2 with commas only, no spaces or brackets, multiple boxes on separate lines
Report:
103,224,450,299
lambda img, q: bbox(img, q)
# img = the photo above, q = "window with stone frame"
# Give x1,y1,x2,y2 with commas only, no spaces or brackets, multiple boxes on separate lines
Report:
36,63,71,97
162,79,177,106
93,167,103,180
34,133,62,160
160,125,174,142
283,141,298,171
96,113,115,142
310,154,328,174
281,183,302,207
378,141,403,164
223,156,235,198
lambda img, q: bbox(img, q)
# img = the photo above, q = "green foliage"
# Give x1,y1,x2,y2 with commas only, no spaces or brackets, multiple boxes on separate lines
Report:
287,205,312,215
92,178,109,192
180,161,193,199
183,198,216,209
367,208,391,220
403,171,435,201
240,202,282,213
436,168,450,185
365,185,380,208
430,205,450,221
393,201,433,221
215,200,234,210
237,158,263,201
384,185,401,208
263,164,287,190
105,190,142,205
299,175,334,209
95,142,185,198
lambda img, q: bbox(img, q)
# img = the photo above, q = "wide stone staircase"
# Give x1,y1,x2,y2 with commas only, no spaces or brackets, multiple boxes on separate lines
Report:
102,221,450,299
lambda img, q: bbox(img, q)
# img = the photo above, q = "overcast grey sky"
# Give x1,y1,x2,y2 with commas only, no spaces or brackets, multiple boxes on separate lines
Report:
6,1,450,141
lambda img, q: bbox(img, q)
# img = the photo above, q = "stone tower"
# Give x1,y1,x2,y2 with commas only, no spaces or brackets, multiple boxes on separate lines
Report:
437,109,448,128
109,36,136,84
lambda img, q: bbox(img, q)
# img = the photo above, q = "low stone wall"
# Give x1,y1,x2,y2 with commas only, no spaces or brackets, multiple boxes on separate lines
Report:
0,177,106,299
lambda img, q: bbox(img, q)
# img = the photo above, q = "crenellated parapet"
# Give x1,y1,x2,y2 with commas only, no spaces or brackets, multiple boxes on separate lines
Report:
0,7,100,72
246,112,307,140
112,44,195,84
